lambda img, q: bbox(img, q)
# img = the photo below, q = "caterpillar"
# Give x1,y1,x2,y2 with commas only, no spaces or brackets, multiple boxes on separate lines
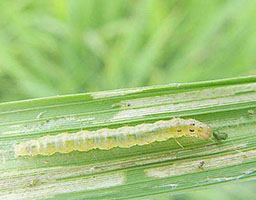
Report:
14,118,212,157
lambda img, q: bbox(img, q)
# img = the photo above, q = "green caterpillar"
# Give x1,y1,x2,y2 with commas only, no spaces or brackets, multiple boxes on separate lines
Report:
14,118,213,157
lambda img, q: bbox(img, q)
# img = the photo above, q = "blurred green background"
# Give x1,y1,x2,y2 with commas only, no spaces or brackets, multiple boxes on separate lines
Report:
0,0,256,199
0,0,256,103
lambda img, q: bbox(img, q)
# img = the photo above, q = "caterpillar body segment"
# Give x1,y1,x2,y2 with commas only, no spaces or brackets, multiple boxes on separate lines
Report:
14,118,212,157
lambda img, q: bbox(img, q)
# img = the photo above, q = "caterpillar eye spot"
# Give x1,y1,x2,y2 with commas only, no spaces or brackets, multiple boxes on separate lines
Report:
189,129,195,132
177,129,182,133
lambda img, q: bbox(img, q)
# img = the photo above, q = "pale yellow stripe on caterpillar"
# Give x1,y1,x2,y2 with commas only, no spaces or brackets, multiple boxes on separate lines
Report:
14,118,212,157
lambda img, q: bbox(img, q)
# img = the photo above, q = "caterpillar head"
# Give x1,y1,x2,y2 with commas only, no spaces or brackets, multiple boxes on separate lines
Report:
197,124,212,140
186,119,212,140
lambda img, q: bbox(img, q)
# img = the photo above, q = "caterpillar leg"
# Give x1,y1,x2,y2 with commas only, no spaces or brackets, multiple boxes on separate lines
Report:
174,138,184,149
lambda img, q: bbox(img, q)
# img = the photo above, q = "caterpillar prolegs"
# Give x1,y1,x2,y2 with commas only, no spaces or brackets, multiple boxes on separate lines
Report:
14,118,213,157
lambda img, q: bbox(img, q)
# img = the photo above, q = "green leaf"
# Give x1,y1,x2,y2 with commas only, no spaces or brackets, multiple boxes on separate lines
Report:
1,76,256,200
